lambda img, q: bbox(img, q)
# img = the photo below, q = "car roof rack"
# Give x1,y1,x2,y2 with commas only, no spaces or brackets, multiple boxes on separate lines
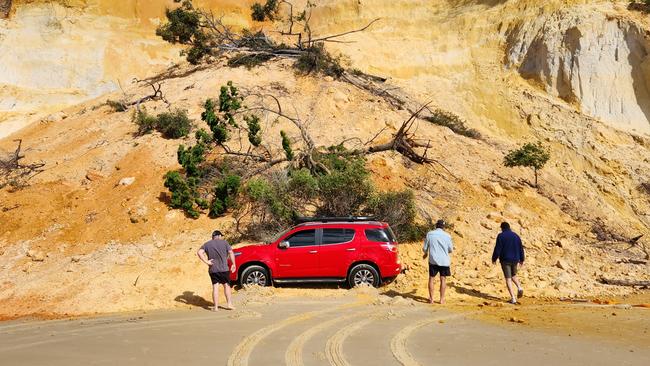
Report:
296,216,376,223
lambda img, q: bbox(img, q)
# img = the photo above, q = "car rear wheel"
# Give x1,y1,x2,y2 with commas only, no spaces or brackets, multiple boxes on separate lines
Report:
348,264,380,288
240,265,270,287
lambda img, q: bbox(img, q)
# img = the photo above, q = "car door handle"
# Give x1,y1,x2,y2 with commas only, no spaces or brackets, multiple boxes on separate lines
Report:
309,250,318,254
346,248,356,251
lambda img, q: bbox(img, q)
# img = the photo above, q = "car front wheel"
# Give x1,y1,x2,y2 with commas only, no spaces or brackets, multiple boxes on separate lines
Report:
348,264,380,288
240,265,271,287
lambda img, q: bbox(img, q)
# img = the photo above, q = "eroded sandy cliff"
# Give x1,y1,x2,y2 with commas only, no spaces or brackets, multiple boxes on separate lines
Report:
0,0,648,318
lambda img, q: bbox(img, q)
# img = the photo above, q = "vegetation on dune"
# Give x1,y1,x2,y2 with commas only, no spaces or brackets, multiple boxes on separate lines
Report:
423,110,480,139
133,108,192,139
503,142,550,188
629,0,650,12
161,82,432,241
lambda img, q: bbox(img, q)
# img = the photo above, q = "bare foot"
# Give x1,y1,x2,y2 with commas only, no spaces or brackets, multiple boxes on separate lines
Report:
224,304,236,310
428,298,434,304
211,306,219,312
438,299,446,305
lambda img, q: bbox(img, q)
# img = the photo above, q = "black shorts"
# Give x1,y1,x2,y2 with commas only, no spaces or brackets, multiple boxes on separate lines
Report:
209,271,230,285
429,264,451,277
500,262,518,279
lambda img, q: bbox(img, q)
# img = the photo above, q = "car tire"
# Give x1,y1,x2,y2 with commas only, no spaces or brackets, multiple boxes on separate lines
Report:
348,264,380,288
240,265,271,287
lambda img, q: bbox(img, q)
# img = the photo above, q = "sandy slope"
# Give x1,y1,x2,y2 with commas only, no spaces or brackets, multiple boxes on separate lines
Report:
0,0,649,319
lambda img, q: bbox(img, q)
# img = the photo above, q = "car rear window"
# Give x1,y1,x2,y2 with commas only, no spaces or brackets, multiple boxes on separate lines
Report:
365,228,394,243
322,228,355,245
285,229,316,247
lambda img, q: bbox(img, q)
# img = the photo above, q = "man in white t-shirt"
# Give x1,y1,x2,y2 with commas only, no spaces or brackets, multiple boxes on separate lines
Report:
423,220,453,304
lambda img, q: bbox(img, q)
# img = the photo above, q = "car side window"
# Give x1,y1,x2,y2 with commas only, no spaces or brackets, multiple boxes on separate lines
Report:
322,228,355,245
285,229,316,247
365,228,391,242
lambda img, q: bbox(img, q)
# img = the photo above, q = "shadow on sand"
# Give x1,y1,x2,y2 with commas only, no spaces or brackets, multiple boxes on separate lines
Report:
449,284,501,301
382,289,430,303
174,291,213,310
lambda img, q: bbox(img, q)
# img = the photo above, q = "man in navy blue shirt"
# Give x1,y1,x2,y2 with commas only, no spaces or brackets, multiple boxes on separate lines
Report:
492,222,525,304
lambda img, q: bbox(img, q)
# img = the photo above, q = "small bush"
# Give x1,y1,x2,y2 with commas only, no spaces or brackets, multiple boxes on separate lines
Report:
227,53,275,69
156,109,192,138
250,0,279,21
132,108,158,135
423,110,480,139
164,171,202,218
503,142,550,188
210,174,241,217
133,108,192,138
366,190,428,242
295,43,345,78
106,100,128,112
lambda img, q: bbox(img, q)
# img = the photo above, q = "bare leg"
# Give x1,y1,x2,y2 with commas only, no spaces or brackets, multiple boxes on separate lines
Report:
428,276,435,304
505,278,516,303
439,276,447,304
212,283,220,311
223,283,235,309
512,275,522,291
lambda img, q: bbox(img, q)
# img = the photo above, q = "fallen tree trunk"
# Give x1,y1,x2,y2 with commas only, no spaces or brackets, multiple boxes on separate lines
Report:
600,278,650,287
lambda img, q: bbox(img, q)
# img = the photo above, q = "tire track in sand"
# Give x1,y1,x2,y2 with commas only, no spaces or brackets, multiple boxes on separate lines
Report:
227,302,364,366
285,310,368,366
325,316,376,366
390,313,466,366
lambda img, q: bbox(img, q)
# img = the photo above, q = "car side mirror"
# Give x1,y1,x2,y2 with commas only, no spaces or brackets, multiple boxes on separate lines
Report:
278,241,290,249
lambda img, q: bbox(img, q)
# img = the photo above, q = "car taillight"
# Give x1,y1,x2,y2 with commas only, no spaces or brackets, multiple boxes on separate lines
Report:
381,243,398,252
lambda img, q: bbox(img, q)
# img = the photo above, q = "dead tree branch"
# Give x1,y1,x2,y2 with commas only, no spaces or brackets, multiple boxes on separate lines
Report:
130,78,170,111
599,278,650,287
0,140,46,189
302,18,381,46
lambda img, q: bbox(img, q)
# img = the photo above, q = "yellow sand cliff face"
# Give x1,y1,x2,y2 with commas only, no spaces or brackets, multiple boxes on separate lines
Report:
0,0,649,318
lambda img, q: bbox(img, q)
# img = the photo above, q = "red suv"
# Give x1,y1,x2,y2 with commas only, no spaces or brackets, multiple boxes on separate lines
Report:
230,218,401,287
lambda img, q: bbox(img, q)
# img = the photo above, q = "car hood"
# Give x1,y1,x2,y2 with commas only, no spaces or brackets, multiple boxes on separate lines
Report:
232,243,271,255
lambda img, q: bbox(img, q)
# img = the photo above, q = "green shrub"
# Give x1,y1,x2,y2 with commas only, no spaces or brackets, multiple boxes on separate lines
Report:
177,143,206,177
295,43,345,78
366,190,428,242
423,110,480,139
245,115,262,147
132,108,158,135
250,0,279,21
280,131,294,160
503,142,550,188
227,53,275,69
164,171,202,218
157,109,192,138
106,100,128,112
210,174,241,217
156,0,211,64
133,108,192,138
316,154,373,216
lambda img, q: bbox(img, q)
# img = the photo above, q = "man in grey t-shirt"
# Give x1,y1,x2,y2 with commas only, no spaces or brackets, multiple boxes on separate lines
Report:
423,219,453,304
197,230,236,311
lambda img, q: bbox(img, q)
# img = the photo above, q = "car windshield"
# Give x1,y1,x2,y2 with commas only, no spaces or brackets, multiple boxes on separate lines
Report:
267,228,290,244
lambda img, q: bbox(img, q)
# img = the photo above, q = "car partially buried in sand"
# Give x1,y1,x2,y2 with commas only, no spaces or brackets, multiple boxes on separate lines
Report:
230,217,402,288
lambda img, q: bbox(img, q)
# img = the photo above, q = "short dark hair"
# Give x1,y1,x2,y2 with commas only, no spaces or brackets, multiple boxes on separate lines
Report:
435,219,446,229
212,230,223,237
500,222,510,231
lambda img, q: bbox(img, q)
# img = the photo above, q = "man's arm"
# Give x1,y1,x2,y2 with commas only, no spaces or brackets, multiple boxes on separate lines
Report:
518,237,525,264
228,249,236,273
422,237,429,259
491,236,502,264
197,248,213,266
448,236,454,254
